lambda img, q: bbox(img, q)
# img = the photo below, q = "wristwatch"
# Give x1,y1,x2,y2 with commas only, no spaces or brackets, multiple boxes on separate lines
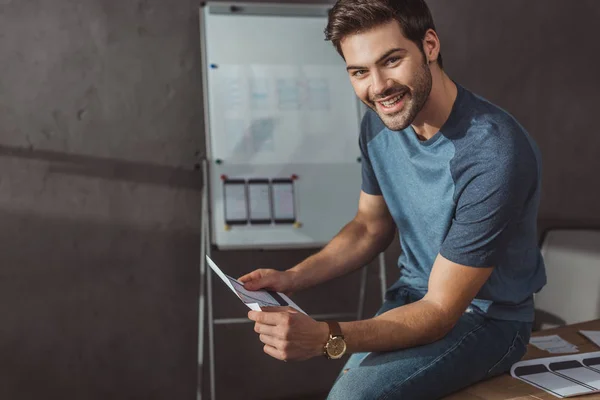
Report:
323,321,347,359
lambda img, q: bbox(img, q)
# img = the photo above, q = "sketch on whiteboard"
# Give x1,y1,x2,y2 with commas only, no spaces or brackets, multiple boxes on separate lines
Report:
276,78,301,111
227,79,244,110
249,118,275,153
224,118,248,156
223,180,248,225
250,78,269,110
306,78,331,110
211,64,359,164
248,179,272,223
272,179,296,223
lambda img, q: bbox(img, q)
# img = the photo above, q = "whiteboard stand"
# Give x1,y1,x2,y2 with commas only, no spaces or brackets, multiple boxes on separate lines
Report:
197,161,389,400
197,158,213,400
196,159,205,400
378,252,387,302
196,160,387,400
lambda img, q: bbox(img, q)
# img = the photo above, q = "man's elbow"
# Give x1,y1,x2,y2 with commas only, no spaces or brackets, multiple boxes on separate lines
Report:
367,221,395,249
421,300,462,343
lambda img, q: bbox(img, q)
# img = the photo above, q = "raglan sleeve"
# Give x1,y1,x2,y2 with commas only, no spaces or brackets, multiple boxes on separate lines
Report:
439,141,538,267
358,112,382,196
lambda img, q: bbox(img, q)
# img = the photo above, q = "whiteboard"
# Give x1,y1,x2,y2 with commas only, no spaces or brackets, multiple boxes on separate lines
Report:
200,2,364,249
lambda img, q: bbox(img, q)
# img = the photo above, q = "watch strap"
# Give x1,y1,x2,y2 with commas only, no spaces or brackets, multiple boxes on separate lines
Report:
326,321,343,338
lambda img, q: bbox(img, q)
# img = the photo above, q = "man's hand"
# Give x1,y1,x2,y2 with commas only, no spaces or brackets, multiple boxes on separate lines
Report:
238,269,297,293
248,306,329,362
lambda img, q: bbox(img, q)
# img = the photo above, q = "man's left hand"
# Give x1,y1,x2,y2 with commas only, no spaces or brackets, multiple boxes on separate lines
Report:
248,306,329,362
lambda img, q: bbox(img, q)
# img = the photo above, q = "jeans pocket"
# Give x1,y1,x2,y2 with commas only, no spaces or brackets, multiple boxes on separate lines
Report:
485,331,527,378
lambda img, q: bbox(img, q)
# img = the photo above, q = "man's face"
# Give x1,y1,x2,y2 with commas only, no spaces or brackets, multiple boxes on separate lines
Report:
341,20,432,131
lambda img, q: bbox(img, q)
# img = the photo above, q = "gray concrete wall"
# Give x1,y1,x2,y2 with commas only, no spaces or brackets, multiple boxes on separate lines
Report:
0,0,598,399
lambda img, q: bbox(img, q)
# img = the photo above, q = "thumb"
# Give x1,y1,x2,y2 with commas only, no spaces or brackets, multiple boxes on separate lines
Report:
243,275,271,291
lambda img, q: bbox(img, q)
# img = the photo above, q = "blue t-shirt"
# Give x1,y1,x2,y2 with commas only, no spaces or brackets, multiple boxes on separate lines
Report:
360,84,546,322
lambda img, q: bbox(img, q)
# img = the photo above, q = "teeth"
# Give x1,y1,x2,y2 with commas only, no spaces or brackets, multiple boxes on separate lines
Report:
381,93,405,107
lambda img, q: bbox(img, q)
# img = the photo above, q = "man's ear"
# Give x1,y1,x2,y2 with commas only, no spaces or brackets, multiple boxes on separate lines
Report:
422,29,440,64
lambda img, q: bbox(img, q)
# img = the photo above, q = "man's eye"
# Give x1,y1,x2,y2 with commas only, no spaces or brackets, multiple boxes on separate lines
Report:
386,57,400,65
353,70,367,77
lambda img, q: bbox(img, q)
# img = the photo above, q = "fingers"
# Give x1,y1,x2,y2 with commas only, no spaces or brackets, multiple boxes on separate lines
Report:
252,315,301,362
238,269,262,284
259,333,285,349
260,306,295,313
240,269,274,291
248,310,291,326
263,344,286,361
253,322,277,336
244,278,272,291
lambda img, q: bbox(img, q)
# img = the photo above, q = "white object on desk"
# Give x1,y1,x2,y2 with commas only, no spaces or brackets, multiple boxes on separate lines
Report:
580,331,600,347
530,335,579,354
511,351,600,398
536,229,600,329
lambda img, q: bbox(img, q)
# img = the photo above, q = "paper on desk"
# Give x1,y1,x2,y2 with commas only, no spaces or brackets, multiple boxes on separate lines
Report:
580,331,600,347
530,335,579,354
206,256,306,314
511,350,600,398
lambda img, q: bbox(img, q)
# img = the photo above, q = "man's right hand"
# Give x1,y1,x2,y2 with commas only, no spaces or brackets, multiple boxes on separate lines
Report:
238,269,297,294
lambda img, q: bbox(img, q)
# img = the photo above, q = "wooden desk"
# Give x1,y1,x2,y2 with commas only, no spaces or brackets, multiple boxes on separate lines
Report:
444,319,600,400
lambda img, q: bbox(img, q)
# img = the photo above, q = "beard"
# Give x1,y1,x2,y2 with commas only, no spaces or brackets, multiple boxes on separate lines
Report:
364,61,433,131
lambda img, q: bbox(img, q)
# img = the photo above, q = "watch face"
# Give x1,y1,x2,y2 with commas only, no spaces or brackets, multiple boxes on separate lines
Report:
327,336,347,359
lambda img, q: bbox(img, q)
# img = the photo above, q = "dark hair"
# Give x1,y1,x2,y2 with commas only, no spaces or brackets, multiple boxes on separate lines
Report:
324,0,443,69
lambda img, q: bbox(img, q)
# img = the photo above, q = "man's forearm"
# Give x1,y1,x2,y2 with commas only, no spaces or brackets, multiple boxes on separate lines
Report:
339,299,455,353
288,218,393,291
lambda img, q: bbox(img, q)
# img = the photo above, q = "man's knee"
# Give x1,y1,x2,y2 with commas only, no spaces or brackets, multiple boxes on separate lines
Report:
329,366,437,400
329,369,365,400
328,368,394,400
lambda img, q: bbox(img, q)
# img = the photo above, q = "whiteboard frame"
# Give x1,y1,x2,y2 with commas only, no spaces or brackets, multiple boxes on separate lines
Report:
205,2,332,18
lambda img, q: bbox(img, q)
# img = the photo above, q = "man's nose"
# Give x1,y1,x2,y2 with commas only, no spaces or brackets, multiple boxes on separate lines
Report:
371,70,392,98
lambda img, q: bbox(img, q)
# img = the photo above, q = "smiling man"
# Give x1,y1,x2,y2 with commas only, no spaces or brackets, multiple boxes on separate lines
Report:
241,0,547,398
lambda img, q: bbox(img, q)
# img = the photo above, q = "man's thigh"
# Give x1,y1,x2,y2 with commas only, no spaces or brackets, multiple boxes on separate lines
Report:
328,312,531,400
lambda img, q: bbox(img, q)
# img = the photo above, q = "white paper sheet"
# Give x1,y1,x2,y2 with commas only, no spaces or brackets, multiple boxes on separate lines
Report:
511,351,600,398
271,181,295,221
248,181,271,222
580,331,600,347
223,181,247,223
555,367,600,389
521,371,589,398
530,335,579,354
206,256,306,314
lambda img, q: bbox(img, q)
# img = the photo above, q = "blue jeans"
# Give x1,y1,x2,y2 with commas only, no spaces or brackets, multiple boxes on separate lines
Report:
327,286,532,400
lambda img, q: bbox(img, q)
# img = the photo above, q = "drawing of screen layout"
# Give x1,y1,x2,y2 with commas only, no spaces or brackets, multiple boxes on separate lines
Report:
275,77,332,111
223,178,296,226
226,275,288,308
512,353,600,398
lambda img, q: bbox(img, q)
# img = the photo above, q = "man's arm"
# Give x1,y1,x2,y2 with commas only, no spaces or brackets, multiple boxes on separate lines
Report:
248,254,493,361
288,190,395,291
240,190,396,292
338,254,493,352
